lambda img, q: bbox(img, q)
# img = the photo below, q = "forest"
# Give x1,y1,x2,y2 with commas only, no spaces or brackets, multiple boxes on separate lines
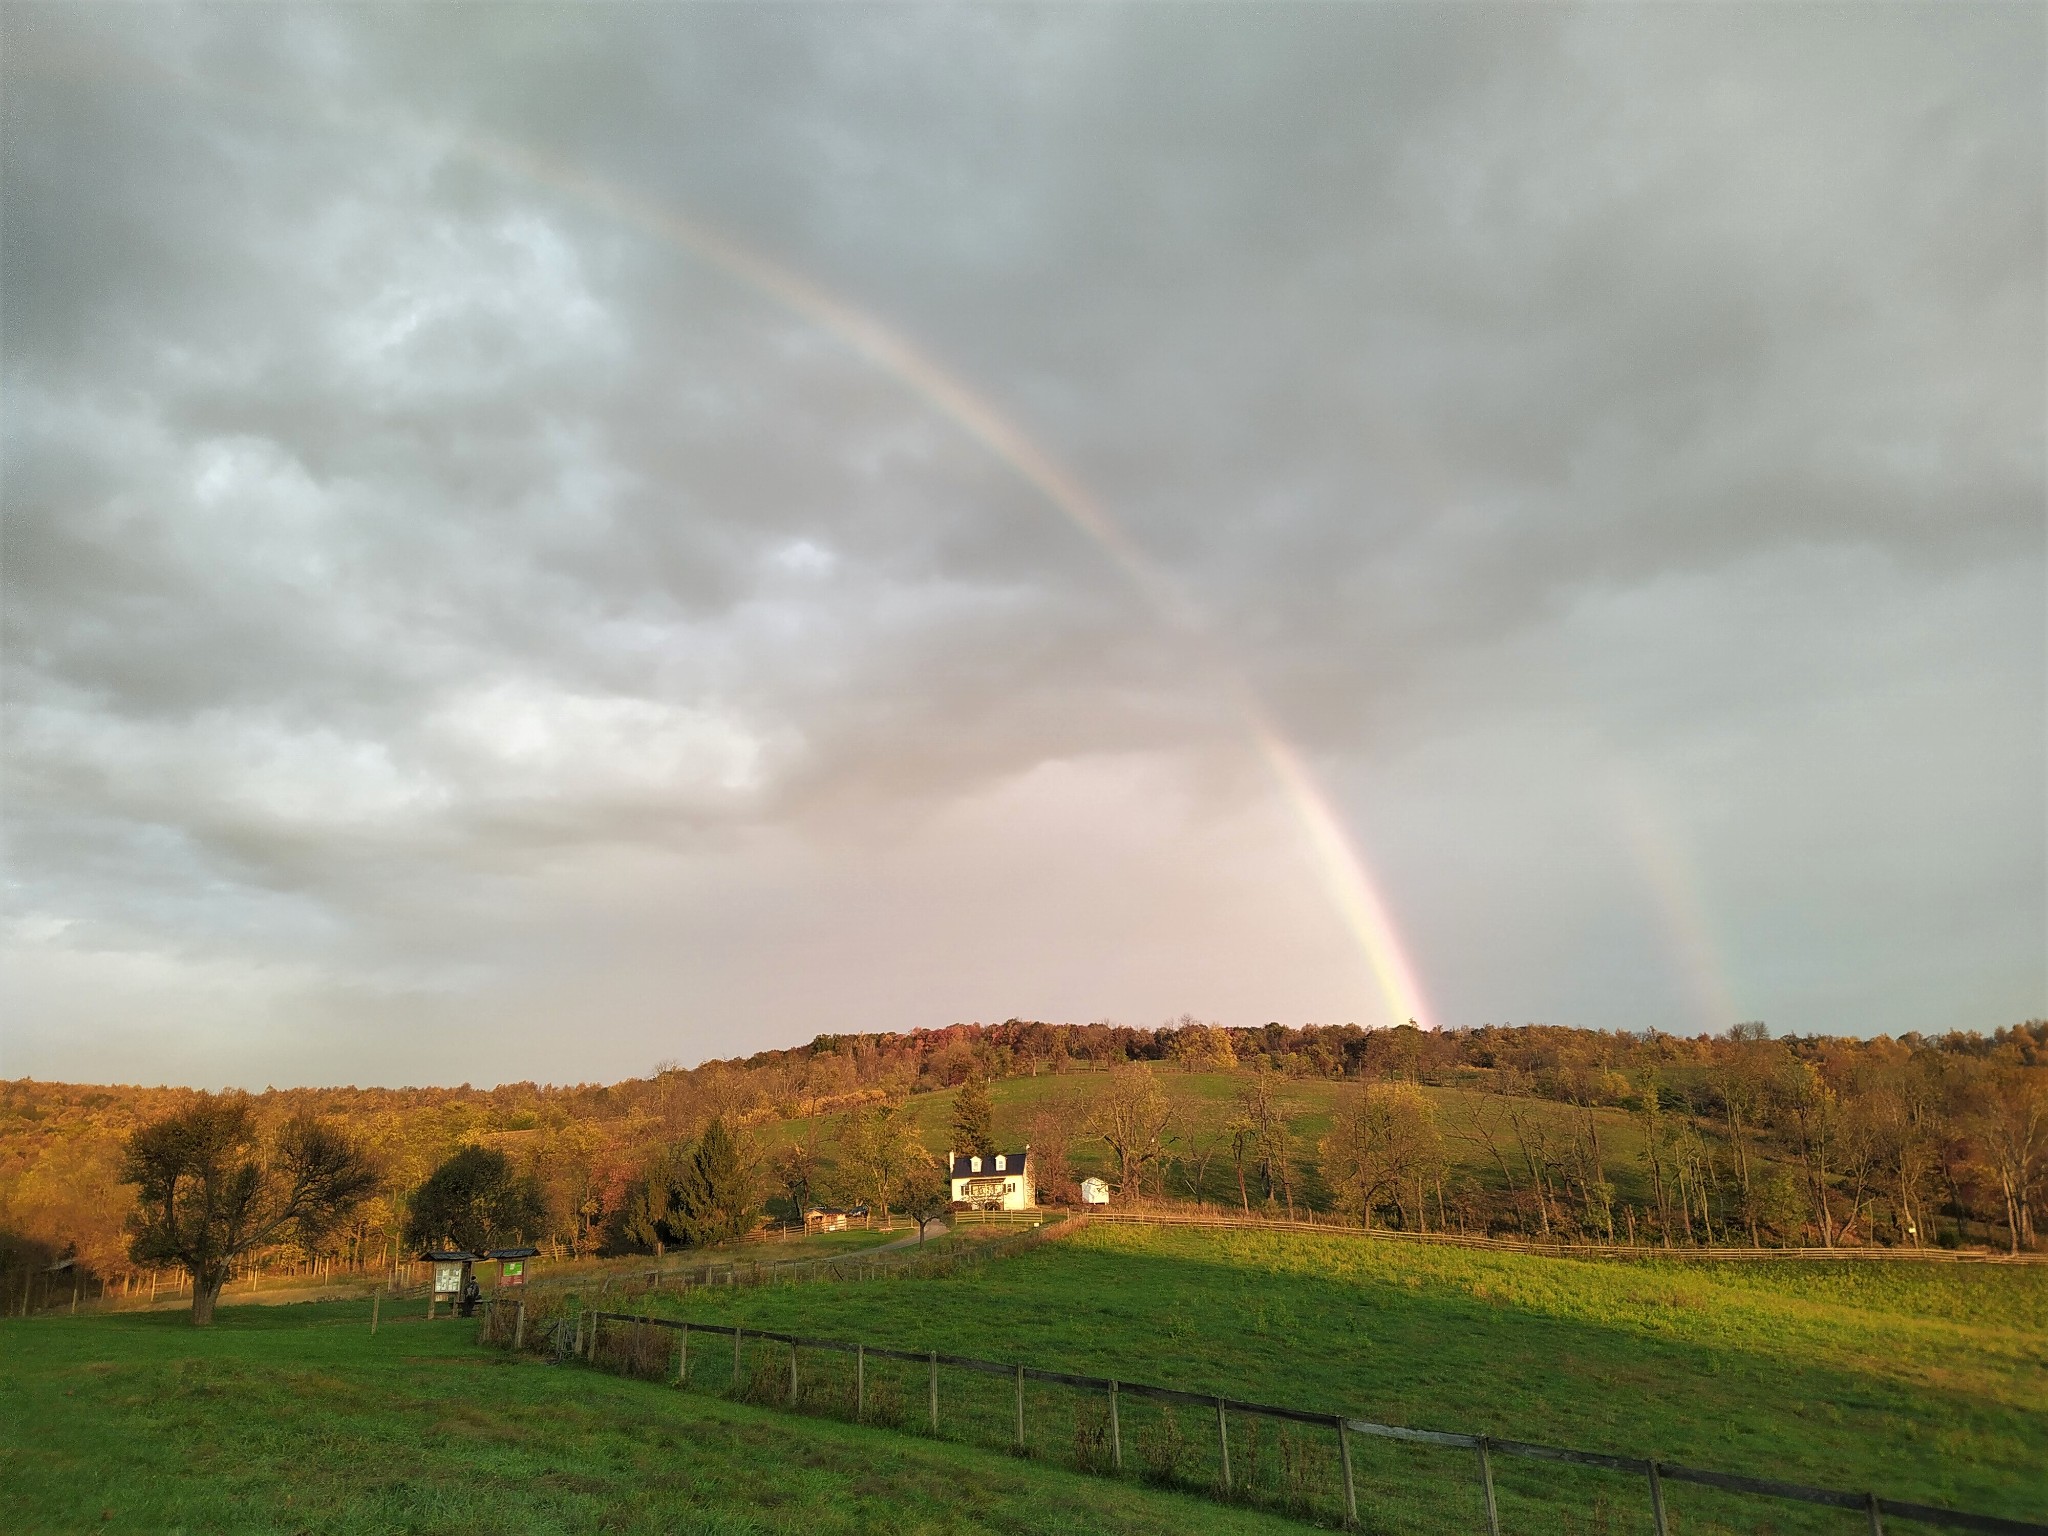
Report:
4,1016,2043,1294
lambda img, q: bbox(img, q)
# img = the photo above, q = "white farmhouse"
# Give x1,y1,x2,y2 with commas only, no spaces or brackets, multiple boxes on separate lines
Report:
948,1147,1035,1211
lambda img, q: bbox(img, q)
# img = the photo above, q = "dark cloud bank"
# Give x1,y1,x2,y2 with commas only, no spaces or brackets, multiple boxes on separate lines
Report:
2,4,2041,1087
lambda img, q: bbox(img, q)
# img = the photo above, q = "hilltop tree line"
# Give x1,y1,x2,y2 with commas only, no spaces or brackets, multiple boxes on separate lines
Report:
4,1018,2042,1302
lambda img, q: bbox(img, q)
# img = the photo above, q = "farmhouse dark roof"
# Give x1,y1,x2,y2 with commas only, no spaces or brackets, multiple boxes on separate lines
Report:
950,1150,1029,1179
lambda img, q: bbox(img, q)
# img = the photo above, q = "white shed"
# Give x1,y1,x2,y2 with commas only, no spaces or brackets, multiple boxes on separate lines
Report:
1079,1177,1111,1206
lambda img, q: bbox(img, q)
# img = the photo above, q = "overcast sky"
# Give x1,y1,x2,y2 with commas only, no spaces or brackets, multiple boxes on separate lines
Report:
3,4,2042,1089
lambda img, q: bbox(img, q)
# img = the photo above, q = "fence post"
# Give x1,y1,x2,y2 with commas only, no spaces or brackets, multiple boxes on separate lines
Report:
789,1338,799,1403
371,1293,380,1336
1648,1460,1669,1536
588,1312,602,1362
1339,1417,1358,1528
856,1343,866,1421
928,1349,939,1435
734,1325,743,1389
1109,1380,1122,1471
1867,1494,1885,1536
1216,1397,1231,1495
513,1298,525,1351
678,1322,688,1385
1015,1362,1026,1450
1478,1437,1500,1536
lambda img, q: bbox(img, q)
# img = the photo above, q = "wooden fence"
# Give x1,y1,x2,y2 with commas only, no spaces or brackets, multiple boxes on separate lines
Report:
483,1300,2044,1536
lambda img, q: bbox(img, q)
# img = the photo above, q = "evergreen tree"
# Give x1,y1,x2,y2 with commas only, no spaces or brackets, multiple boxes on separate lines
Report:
952,1071,997,1158
608,1142,690,1254
675,1116,756,1246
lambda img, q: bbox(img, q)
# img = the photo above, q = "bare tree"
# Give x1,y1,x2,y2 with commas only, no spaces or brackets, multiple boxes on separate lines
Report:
1171,1109,1229,1204
1972,1064,2045,1253
1026,1091,1089,1204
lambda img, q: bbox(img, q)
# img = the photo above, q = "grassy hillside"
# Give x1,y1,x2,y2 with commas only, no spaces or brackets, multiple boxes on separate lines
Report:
764,1071,1661,1214
615,1221,2048,1524
0,1300,1307,1535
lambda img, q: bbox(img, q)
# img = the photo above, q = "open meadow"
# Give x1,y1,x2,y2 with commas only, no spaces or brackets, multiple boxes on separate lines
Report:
609,1221,2048,1528
5,1208,2043,1535
0,1297,1307,1536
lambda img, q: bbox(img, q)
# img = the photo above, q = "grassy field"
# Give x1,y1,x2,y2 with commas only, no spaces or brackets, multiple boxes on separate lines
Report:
764,1072,1662,1214
9,1226,2040,1535
0,1298,1312,1535
609,1222,2047,1528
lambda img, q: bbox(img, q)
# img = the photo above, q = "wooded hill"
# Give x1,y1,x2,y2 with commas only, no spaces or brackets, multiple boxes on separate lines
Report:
5,1018,2043,1288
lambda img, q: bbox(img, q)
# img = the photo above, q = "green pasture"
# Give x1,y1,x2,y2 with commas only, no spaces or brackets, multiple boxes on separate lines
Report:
9,1226,2039,1536
620,1222,2048,1525
0,1298,1305,1535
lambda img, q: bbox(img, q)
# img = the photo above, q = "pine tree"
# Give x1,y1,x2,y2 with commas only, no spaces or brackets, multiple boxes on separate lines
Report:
952,1072,997,1158
675,1116,756,1246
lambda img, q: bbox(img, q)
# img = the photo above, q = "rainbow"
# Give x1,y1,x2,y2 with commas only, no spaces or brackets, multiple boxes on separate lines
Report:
28,36,1439,1029
487,146,1434,1029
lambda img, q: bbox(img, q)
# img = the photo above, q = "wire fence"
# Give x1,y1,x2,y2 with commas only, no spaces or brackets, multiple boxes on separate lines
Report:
497,1213,1062,1308
475,1294,2042,1536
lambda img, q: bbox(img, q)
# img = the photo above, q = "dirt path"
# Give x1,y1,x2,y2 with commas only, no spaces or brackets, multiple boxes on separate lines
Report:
870,1222,948,1252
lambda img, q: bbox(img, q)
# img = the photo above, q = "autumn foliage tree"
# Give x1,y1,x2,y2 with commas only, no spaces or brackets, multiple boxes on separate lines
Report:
837,1100,926,1222
122,1094,378,1325
1092,1062,1174,1200
898,1156,951,1242
1321,1083,1445,1230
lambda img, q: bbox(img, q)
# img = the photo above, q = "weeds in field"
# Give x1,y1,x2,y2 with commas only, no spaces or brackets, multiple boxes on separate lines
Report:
1139,1404,1191,1485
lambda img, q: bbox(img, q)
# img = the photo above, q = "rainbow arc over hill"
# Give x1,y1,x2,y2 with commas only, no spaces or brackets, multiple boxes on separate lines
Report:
447,137,1438,1031
24,23,1439,1032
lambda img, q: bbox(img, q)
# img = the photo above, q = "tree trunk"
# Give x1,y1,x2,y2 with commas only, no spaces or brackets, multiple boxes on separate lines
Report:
190,1269,227,1327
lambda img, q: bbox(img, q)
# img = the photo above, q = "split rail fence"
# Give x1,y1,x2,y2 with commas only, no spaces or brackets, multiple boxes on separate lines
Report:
478,1299,2042,1536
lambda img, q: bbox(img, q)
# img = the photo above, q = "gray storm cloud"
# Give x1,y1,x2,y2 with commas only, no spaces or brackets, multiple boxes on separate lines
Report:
2,4,2041,1087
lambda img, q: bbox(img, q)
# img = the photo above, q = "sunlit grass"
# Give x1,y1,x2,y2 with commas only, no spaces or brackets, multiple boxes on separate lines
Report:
624,1222,2047,1520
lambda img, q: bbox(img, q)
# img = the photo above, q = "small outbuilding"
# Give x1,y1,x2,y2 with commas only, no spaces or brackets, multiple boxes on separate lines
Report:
804,1207,851,1234
948,1147,1035,1211
487,1246,539,1288
1080,1177,1111,1206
